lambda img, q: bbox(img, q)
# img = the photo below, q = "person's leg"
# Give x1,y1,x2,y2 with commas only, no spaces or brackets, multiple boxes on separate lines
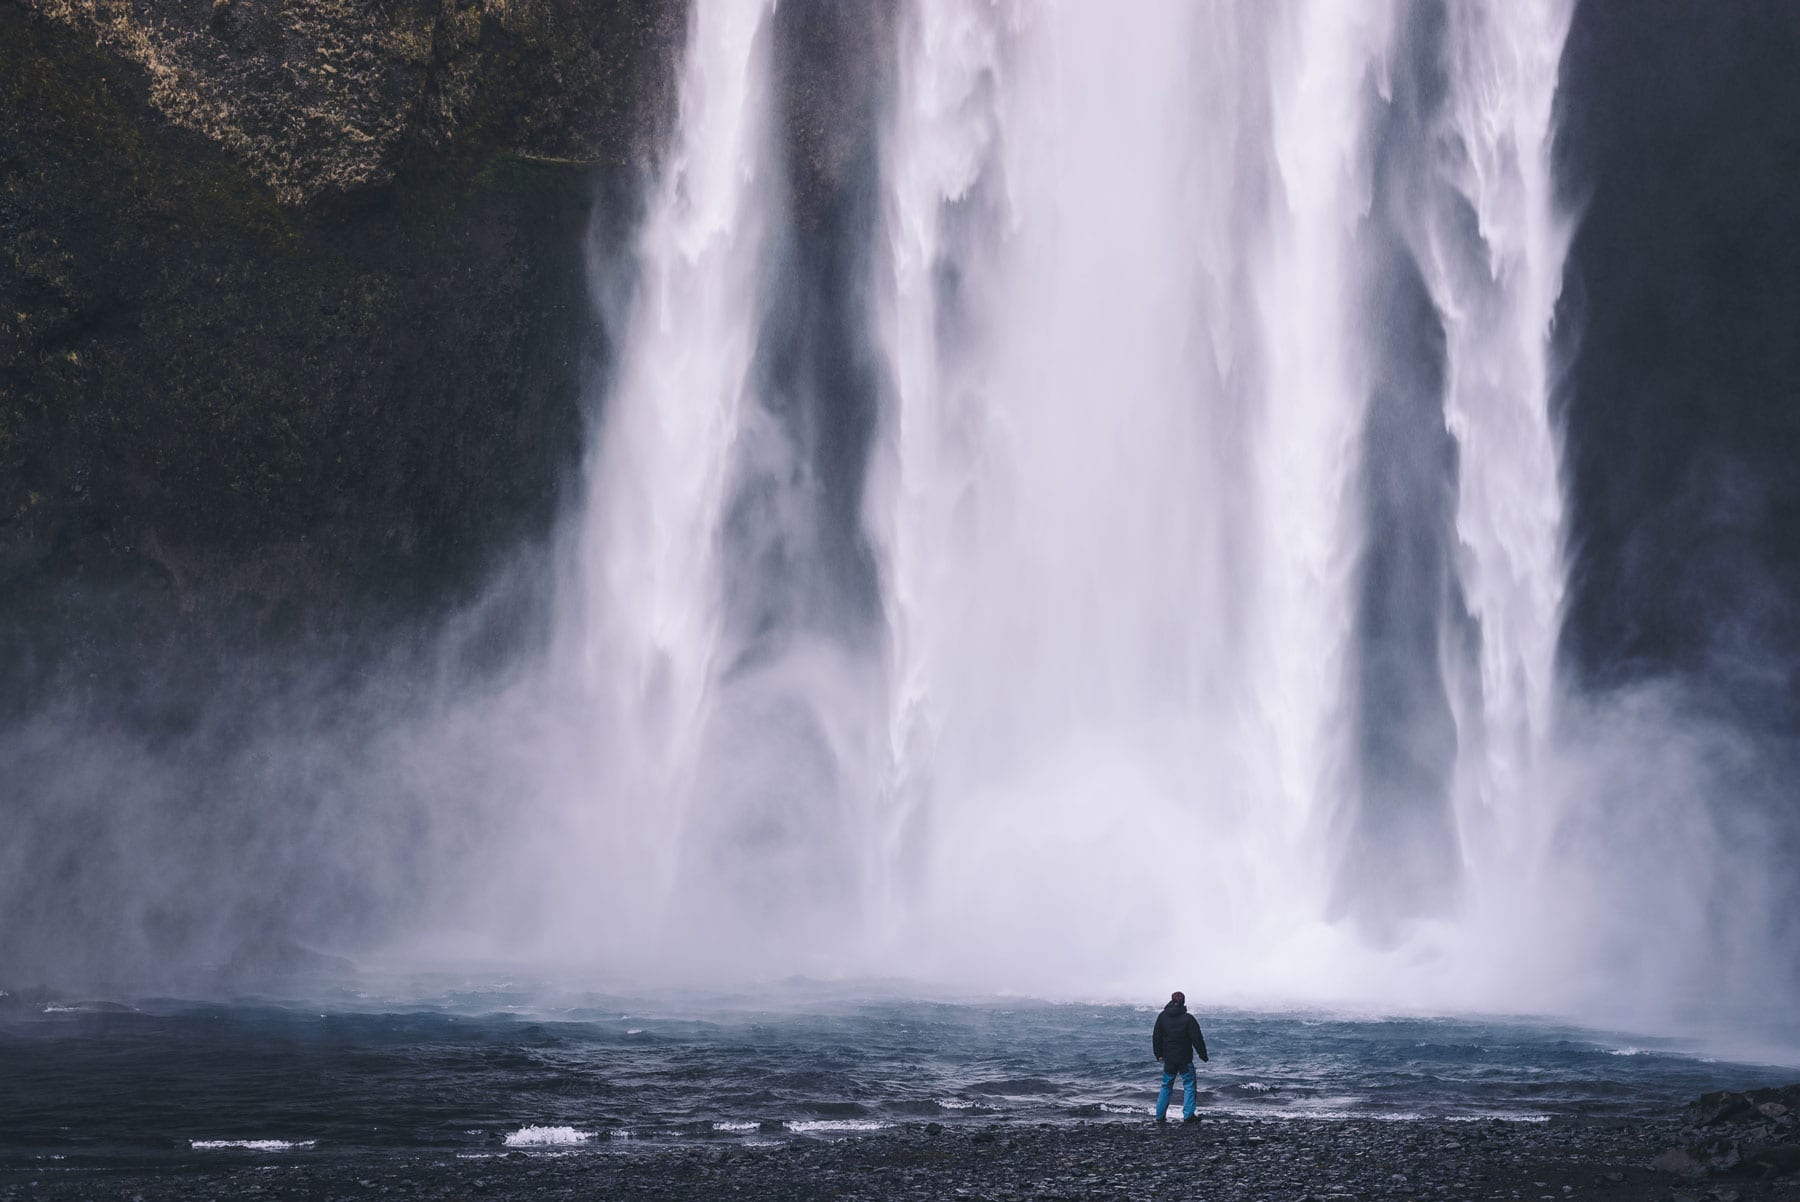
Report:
1155,1069,1175,1121
1181,1064,1197,1120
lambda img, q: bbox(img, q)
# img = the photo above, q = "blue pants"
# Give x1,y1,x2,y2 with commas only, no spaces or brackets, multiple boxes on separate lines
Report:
1156,1061,1197,1121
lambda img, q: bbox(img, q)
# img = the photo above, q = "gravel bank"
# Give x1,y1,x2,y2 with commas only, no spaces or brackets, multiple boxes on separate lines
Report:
5,1108,1795,1202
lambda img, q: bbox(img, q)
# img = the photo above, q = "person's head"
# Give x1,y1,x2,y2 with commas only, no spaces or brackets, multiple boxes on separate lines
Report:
1169,990,1185,1005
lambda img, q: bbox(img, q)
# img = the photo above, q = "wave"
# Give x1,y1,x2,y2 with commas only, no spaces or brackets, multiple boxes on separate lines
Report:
503,1126,594,1147
1069,1102,1146,1116
190,1139,316,1151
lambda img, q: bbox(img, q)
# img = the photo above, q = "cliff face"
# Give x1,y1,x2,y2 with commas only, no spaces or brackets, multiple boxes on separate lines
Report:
0,0,684,718
17,0,683,202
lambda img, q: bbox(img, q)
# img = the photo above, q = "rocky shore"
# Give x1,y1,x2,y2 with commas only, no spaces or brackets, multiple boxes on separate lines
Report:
6,1091,1798,1202
1658,1085,1800,1185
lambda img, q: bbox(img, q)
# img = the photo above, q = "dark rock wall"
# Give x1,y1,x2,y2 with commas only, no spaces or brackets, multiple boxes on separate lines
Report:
1549,0,1800,995
1555,0,1800,724
0,0,684,721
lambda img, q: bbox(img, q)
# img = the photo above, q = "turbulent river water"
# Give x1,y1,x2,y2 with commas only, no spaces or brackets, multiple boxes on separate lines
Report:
5,981,1795,1168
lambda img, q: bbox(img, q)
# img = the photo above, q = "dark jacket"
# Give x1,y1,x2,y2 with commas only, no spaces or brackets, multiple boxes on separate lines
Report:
1152,1001,1208,1070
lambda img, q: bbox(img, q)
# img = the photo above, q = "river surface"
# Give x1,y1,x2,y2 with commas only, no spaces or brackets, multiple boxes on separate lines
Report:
4,978,1794,1167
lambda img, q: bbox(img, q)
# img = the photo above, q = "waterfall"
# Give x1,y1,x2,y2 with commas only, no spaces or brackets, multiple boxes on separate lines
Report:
870,1,1392,988
1423,0,1573,877
557,0,1575,999
556,0,778,954
1408,0,1576,992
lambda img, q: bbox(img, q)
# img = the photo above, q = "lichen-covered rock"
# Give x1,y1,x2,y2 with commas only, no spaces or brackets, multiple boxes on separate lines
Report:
20,0,683,203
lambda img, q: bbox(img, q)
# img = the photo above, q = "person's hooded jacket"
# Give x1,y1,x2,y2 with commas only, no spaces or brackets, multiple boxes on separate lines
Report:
1152,999,1208,1071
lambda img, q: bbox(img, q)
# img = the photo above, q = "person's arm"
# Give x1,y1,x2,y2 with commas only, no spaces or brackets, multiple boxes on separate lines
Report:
1153,1018,1165,1061
1190,1017,1208,1062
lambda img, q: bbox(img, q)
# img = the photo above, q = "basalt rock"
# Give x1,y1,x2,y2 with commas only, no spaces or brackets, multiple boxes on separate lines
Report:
0,0,684,720
15,0,683,205
1663,1085,1800,1181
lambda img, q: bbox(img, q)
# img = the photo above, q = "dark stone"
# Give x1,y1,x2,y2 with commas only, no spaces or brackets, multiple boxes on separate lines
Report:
0,1106,1734,1200
0,0,683,724
1667,1086,1800,1181
1556,0,1800,722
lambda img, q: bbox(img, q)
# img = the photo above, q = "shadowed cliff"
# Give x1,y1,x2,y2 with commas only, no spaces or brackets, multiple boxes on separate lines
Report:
0,0,684,722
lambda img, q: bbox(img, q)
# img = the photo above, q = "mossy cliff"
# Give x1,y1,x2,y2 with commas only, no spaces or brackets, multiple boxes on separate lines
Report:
0,0,683,717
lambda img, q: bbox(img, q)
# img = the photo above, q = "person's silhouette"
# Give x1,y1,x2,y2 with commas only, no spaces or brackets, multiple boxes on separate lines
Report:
1151,990,1209,1122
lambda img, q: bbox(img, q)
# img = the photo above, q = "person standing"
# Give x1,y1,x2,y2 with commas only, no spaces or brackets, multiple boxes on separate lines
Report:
1151,990,1209,1123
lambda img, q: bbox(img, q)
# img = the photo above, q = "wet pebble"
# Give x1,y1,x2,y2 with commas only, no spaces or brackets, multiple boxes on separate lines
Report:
4,1106,1798,1202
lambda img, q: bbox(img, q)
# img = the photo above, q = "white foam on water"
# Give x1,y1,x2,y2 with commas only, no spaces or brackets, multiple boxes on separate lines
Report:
625,1029,644,1035
503,1126,595,1147
786,1120,891,1134
712,1121,760,1132
935,1098,978,1110
190,1139,317,1151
